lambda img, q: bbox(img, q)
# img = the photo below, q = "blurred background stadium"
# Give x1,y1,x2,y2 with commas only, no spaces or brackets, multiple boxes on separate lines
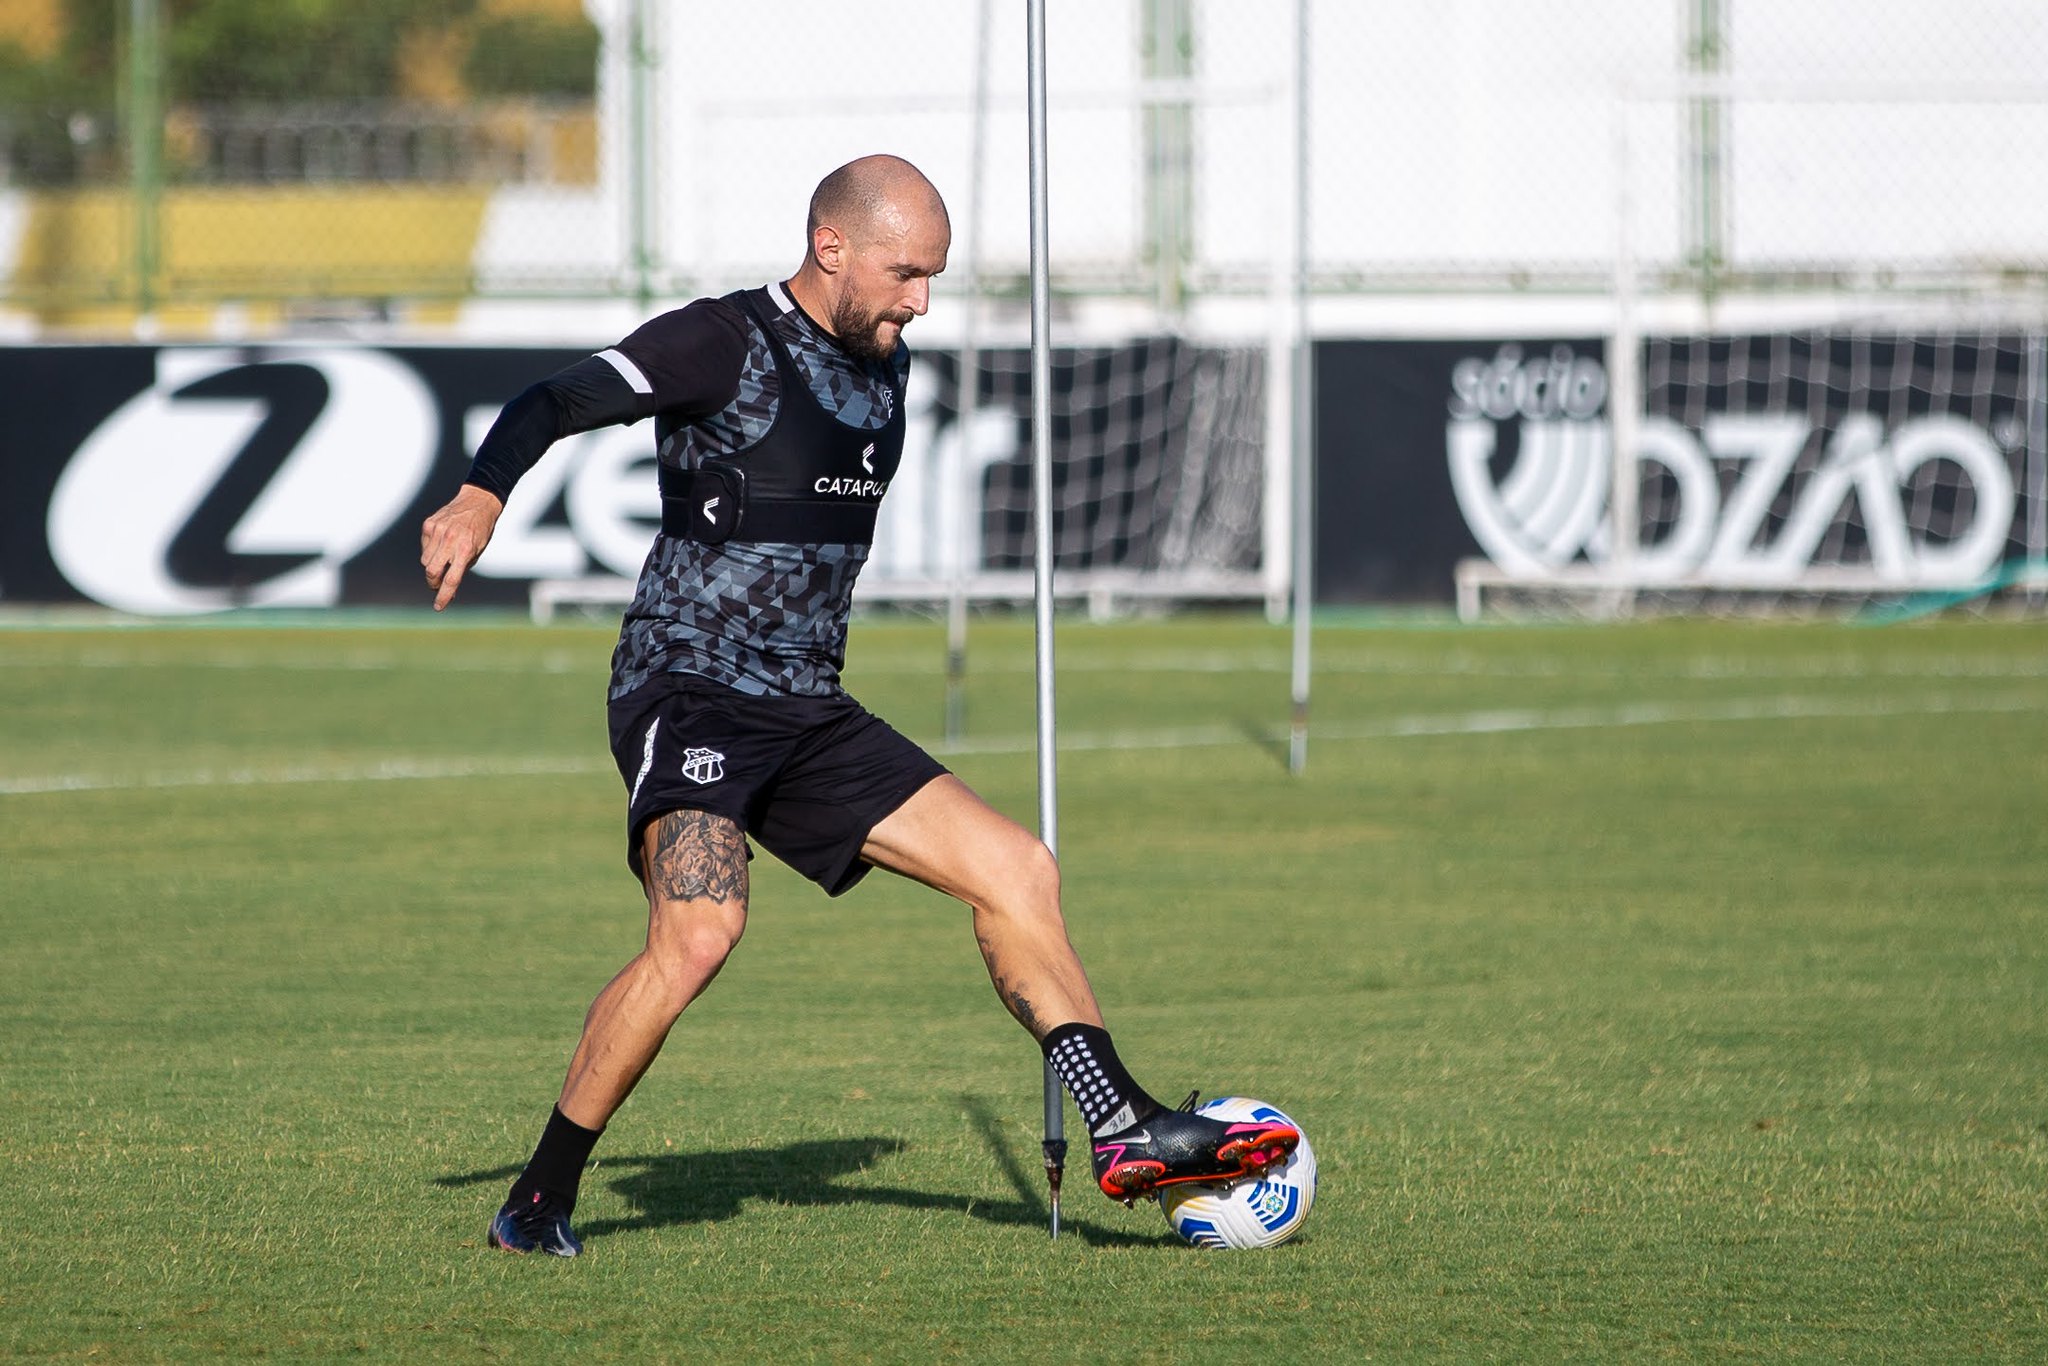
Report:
1,0,2045,617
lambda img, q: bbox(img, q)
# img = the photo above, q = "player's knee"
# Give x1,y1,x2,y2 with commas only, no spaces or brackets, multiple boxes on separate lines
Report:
1017,836,1061,910
982,834,1061,925
647,902,746,994
683,908,747,971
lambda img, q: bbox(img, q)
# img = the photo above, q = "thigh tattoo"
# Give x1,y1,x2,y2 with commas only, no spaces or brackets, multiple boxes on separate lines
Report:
649,810,749,904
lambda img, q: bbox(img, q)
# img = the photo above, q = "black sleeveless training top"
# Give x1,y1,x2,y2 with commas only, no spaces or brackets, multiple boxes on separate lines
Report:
609,283,909,700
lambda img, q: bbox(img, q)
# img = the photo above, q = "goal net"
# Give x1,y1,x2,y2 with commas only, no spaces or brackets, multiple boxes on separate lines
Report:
871,336,1272,603
1456,328,2048,621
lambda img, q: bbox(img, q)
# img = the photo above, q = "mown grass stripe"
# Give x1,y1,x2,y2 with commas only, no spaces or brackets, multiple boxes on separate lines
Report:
7,691,2038,794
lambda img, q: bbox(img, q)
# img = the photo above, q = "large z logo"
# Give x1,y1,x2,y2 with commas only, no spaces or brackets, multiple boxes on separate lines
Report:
47,348,438,614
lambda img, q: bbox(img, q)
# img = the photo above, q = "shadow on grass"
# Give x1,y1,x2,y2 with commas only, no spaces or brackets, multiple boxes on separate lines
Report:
1234,715,1290,769
435,1095,1173,1249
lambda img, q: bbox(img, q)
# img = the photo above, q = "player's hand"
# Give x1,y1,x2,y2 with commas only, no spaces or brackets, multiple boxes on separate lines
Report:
420,484,505,611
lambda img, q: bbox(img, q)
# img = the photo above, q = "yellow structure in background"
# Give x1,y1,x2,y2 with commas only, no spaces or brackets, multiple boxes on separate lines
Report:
19,187,492,333
0,0,64,59
0,0,597,335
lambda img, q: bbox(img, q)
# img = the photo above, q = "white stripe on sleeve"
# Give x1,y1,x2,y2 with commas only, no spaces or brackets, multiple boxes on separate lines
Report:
595,347,652,395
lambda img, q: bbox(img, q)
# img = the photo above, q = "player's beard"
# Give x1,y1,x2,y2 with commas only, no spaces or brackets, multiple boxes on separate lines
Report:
831,293,912,364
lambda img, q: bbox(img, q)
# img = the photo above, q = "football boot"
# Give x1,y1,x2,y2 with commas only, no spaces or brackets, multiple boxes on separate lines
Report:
1091,1091,1300,1205
488,1188,583,1257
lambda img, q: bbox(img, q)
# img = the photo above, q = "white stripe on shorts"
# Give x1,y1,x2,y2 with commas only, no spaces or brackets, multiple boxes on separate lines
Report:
629,717,659,807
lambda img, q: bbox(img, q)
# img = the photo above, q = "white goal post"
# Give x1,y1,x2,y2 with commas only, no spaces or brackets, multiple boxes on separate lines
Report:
1454,559,2048,625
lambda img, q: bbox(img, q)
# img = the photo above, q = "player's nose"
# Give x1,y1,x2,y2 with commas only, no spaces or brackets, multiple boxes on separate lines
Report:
905,278,930,315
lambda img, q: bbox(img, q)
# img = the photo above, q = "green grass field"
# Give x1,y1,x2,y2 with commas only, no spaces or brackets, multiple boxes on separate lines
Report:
3,611,2045,1361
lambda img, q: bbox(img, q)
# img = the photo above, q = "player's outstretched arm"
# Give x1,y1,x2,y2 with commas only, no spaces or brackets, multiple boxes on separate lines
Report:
421,483,504,611
421,303,743,612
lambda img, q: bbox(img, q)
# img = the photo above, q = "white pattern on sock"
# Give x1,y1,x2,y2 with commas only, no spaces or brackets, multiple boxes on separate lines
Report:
1049,1034,1128,1133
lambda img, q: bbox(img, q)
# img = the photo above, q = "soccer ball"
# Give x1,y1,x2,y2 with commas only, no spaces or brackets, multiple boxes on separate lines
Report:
1158,1097,1317,1249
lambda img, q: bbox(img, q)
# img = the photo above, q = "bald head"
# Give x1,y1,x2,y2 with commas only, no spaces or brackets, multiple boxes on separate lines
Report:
806,155,950,252
788,155,951,364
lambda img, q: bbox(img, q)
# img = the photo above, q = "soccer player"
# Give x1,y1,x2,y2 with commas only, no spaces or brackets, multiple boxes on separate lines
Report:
420,155,1296,1257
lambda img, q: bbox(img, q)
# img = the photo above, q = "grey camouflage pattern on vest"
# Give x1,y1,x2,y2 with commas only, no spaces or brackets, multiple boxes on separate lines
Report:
611,289,907,700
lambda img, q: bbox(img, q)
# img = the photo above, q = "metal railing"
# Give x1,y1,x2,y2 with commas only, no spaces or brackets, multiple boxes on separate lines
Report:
0,100,594,188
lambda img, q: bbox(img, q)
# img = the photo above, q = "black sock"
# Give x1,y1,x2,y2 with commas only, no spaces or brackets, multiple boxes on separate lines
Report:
1041,1023,1163,1138
507,1106,604,1213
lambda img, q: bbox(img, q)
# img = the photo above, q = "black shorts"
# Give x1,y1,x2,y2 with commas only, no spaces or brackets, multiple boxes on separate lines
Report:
606,674,949,896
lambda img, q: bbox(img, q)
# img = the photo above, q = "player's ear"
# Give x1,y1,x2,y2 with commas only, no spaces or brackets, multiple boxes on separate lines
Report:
811,223,845,275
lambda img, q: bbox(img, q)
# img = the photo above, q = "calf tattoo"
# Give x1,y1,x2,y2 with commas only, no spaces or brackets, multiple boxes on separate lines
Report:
649,810,749,904
980,931,1046,1034
1003,985,1046,1036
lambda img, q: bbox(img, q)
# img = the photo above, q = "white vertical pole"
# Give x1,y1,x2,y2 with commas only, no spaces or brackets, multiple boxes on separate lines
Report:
1286,0,1314,775
946,0,994,745
1025,0,1066,1242
626,0,657,311
2028,330,2047,603
1608,87,1642,614
1262,183,1295,623
127,0,163,324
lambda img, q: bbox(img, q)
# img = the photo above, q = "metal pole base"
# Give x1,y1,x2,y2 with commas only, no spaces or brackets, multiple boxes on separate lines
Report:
1042,1138,1067,1240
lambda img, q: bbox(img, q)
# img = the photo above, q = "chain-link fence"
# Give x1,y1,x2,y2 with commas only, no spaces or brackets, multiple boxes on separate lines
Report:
2,1,2046,332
